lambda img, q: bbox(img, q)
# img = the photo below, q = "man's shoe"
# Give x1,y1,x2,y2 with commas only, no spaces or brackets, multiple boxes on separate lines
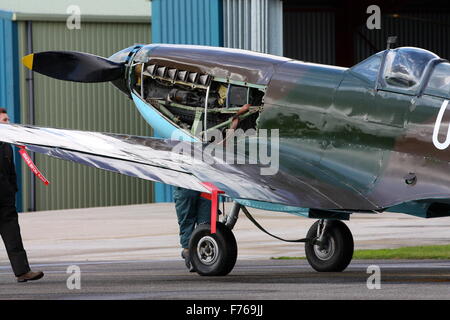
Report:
181,249,196,273
17,271,44,283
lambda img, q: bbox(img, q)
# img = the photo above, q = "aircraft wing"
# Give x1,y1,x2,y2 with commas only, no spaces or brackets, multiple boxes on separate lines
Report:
0,123,357,209
0,124,211,193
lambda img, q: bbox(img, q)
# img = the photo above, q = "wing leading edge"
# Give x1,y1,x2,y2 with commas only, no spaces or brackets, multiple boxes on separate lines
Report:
0,124,209,193
0,123,373,210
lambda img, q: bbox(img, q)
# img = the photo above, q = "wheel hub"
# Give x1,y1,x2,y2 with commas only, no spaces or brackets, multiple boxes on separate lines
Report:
313,236,335,261
197,236,219,265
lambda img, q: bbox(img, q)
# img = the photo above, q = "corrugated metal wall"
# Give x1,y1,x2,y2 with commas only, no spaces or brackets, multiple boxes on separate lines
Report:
0,12,23,211
356,12,450,63
283,9,450,66
0,13,19,115
223,0,283,55
152,0,222,45
16,20,154,211
283,9,336,65
151,0,223,202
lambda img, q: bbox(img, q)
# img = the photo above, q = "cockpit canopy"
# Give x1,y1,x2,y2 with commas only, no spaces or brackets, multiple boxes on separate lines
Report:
350,47,449,97
383,47,438,89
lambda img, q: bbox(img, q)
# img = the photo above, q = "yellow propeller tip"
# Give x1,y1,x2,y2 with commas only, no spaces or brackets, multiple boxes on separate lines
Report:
22,54,34,70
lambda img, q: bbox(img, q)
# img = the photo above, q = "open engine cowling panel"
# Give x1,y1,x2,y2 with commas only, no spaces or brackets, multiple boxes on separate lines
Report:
131,61,266,140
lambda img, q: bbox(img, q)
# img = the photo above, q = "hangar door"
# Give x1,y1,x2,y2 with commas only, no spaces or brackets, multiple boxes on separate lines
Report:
17,19,153,211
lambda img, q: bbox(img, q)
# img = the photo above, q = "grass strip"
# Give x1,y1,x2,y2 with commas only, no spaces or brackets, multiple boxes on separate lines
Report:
272,244,450,260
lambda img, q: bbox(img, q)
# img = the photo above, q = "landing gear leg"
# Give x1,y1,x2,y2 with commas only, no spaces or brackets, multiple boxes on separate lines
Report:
305,219,354,272
223,202,241,230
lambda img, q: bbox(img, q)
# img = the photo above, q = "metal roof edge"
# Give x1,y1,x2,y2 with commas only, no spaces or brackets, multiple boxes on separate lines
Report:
9,12,151,23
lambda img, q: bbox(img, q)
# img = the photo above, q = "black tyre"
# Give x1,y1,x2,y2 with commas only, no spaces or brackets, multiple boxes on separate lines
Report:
305,220,354,272
189,222,238,276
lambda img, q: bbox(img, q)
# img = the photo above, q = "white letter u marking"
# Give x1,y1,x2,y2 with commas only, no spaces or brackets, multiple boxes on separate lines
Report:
433,100,450,150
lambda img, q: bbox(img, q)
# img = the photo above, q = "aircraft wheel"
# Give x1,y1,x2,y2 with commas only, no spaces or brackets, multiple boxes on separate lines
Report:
305,220,354,272
189,222,238,276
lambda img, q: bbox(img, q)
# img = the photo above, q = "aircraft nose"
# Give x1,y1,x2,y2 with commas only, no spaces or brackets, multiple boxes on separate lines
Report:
109,45,144,96
108,45,141,64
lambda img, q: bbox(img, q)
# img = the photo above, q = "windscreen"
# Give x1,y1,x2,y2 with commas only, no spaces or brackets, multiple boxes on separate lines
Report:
425,62,450,98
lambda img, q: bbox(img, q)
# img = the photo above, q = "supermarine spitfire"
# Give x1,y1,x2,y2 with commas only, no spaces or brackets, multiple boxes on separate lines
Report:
1,43,450,276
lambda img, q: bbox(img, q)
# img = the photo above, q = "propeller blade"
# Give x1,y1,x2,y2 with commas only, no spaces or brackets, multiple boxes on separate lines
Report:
22,51,125,83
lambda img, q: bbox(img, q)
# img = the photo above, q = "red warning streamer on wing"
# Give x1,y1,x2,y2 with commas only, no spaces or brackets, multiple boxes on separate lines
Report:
200,182,225,234
19,146,50,186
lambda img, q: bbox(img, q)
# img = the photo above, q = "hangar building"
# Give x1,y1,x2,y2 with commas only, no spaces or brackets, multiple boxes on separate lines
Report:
0,0,153,211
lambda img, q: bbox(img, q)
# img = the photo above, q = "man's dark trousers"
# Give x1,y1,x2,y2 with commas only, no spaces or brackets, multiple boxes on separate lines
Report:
0,142,30,276
173,187,211,249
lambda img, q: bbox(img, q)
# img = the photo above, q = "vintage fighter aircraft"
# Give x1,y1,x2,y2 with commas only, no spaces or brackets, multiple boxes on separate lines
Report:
1,44,450,276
